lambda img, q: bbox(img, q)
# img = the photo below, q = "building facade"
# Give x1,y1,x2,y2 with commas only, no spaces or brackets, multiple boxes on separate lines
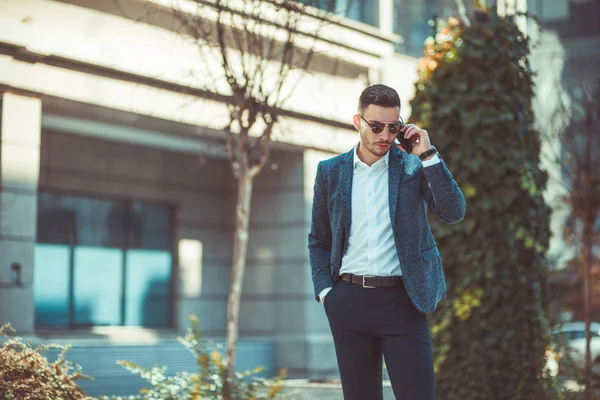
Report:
528,0,600,273
527,0,600,324
0,0,420,395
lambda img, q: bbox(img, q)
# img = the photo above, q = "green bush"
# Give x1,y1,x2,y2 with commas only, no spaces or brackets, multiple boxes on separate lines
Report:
409,8,557,400
101,316,289,400
1,318,288,400
0,323,93,400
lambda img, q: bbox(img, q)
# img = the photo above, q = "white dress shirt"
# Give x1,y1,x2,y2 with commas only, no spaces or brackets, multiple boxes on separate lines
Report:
319,144,440,303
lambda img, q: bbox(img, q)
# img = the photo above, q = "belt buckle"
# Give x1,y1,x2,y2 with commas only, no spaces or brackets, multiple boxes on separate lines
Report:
362,276,377,289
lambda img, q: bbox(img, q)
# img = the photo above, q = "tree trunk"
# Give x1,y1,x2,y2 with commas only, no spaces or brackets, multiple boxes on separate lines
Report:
224,171,253,399
582,209,595,400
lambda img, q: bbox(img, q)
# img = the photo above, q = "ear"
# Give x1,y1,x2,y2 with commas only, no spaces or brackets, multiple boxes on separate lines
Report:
352,114,361,131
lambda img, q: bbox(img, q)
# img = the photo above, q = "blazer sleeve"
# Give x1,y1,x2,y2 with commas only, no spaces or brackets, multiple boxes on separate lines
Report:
420,160,466,224
308,161,334,300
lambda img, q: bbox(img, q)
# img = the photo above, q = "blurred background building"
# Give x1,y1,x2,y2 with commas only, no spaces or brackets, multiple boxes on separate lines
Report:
527,0,600,322
529,0,600,265
0,0,598,396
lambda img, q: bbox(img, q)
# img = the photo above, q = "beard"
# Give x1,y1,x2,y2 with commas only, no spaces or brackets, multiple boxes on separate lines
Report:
360,130,391,157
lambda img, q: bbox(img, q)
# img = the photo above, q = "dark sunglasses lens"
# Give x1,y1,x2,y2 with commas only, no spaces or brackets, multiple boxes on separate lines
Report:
389,124,402,134
370,123,384,134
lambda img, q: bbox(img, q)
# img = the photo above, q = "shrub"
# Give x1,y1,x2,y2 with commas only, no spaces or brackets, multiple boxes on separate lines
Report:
100,315,290,400
1,317,289,400
0,323,94,400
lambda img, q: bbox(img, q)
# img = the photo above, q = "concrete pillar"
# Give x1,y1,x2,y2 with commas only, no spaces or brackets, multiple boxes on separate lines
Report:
0,92,42,333
497,0,529,34
302,148,339,379
373,0,399,85
378,0,394,36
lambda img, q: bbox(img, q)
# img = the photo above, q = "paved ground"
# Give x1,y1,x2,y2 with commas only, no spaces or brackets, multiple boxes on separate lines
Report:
281,378,600,400
280,380,394,400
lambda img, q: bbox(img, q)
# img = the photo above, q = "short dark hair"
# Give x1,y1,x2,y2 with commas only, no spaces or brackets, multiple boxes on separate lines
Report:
358,84,401,112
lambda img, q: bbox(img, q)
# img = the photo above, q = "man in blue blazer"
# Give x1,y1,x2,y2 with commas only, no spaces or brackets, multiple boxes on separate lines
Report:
308,84,465,399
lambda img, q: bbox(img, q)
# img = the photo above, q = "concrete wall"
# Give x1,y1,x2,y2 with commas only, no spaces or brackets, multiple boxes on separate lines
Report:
0,93,41,333
245,150,309,376
302,149,340,379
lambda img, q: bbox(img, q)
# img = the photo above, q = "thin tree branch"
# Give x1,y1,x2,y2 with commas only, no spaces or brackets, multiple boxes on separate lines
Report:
111,0,155,23
229,5,251,90
249,118,275,178
214,0,237,91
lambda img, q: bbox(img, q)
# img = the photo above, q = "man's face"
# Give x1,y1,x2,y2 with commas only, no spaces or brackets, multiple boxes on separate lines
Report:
353,105,400,159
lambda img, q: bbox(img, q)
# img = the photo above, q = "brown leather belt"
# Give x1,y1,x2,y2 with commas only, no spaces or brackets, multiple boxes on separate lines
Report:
340,273,403,288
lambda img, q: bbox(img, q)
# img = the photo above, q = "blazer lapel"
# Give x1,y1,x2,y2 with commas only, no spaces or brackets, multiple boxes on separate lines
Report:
340,149,354,245
388,146,405,224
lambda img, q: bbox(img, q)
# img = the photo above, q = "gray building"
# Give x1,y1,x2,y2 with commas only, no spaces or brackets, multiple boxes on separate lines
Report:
0,0,420,396
528,0,600,273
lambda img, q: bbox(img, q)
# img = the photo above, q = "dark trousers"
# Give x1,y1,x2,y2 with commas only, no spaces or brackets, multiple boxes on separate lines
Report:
324,279,435,400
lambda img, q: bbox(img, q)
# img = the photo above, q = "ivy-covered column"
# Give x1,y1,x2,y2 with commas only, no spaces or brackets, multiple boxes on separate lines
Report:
409,10,553,400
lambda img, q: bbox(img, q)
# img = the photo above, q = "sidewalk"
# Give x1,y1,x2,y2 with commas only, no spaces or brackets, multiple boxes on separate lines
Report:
280,379,395,399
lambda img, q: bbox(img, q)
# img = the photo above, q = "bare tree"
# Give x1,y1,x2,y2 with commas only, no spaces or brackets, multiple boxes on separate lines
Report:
169,0,333,395
544,78,600,399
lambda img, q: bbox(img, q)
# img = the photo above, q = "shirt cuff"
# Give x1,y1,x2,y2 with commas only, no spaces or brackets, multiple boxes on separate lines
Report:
421,154,441,167
319,287,333,304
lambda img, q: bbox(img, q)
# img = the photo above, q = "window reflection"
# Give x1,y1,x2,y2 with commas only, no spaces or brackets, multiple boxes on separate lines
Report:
34,244,70,327
74,247,123,327
394,0,438,57
308,0,377,26
393,0,472,57
34,193,173,328
125,250,172,327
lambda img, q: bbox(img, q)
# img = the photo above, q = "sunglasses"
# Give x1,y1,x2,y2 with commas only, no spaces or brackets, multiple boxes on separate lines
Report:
359,114,404,135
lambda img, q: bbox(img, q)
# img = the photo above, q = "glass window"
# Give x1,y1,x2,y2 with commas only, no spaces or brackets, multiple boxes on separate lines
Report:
572,330,586,340
77,199,126,248
540,0,600,38
346,0,378,26
394,0,436,57
73,247,123,327
130,203,172,251
308,0,378,27
37,193,77,245
393,0,476,57
34,193,174,328
125,250,172,326
34,244,70,327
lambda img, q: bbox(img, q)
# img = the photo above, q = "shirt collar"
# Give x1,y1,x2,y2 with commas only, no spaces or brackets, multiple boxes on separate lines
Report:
353,142,390,169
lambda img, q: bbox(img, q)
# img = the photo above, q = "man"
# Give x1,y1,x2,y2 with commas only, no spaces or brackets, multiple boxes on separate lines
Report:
308,84,465,399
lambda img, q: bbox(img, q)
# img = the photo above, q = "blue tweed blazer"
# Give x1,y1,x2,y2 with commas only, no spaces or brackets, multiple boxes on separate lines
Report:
308,145,465,314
